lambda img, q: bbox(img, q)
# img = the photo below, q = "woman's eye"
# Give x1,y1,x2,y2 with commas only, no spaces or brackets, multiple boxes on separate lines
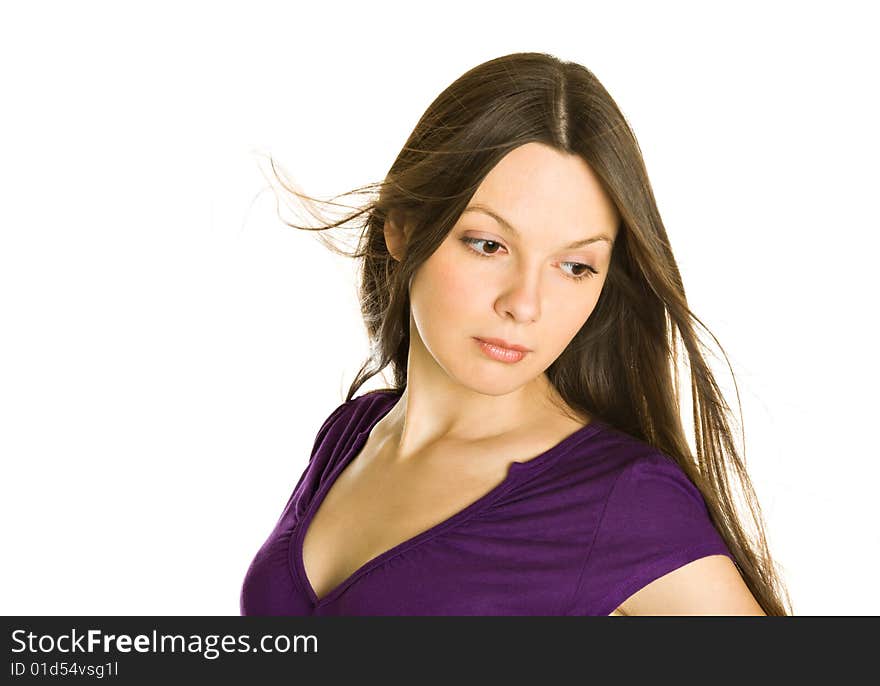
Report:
560,262,599,281
461,237,504,256
460,237,598,283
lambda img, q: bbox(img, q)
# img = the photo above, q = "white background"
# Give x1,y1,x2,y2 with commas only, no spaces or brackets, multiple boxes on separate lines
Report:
1,1,876,615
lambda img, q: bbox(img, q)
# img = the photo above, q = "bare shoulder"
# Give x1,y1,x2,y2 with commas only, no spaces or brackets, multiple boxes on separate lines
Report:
617,554,766,616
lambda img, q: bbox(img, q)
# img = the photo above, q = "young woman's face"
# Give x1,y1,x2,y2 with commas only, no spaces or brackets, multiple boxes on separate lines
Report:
408,141,621,396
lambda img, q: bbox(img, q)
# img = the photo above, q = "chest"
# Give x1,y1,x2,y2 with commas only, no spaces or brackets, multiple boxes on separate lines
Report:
300,441,513,604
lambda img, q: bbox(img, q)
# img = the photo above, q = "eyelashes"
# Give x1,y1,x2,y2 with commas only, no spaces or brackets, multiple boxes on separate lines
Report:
459,237,599,282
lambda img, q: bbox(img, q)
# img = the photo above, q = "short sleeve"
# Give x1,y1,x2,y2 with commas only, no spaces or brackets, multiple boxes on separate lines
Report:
272,400,351,525
568,452,735,616
308,400,351,460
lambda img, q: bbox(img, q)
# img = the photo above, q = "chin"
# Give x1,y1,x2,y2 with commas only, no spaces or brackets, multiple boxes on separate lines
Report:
447,365,534,398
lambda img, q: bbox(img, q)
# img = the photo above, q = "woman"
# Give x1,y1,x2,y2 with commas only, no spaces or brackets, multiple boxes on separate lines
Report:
240,52,791,616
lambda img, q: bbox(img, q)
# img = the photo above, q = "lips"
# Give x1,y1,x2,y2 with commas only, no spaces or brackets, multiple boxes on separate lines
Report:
474,336,531,352
474,338,528,364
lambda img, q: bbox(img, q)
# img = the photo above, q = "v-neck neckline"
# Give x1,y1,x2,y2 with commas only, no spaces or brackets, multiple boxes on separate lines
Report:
290,390,604,608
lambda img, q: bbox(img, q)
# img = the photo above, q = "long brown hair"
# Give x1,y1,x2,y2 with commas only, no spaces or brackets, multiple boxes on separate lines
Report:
257,52,792,615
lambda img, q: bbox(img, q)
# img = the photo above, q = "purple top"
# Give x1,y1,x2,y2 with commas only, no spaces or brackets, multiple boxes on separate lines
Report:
240,389,734,615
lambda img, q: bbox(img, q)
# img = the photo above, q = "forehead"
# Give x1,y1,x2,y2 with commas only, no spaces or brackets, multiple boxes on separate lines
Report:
467,142,620,238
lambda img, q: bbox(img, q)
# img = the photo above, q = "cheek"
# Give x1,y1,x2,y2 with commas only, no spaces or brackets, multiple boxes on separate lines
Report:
416,248,480,312
442,262,480,304
551,294,600,344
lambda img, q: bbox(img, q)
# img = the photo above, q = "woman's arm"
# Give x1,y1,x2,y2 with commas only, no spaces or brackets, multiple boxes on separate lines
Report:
616,554,766,616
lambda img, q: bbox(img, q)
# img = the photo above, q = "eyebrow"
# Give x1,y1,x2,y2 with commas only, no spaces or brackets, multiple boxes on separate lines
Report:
462,204,614,249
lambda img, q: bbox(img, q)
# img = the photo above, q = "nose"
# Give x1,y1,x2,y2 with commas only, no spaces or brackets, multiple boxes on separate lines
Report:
494,264,541,323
